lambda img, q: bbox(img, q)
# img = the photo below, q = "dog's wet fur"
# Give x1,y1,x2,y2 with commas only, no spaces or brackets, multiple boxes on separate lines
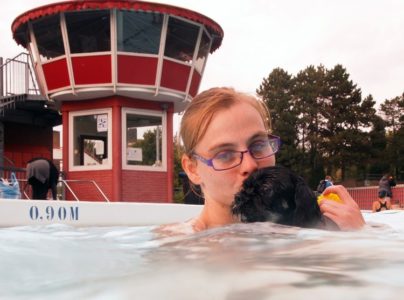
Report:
232,166,337,229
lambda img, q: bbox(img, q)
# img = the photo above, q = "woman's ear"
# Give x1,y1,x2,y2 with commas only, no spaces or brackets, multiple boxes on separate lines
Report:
181,154,202,185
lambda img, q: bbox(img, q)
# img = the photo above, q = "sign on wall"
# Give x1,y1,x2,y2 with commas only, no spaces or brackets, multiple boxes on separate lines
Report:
97,114,108,132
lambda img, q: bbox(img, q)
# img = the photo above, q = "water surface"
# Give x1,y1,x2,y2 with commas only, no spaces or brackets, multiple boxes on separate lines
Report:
1,212,403,300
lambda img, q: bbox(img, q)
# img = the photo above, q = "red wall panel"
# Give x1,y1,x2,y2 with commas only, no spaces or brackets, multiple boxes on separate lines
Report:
189,69,201,97
72,55,111,85
65,170,114,202
118,55,157,85
161,59,190,92
4,123,53,168
42,58,70,91
121,170,168,202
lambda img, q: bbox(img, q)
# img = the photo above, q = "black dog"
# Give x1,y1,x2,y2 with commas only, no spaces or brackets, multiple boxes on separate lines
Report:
232,166,337,229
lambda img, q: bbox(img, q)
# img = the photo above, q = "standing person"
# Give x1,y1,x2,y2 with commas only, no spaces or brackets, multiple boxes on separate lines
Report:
378,174,396,207
26,158,59,200
179,87,365,232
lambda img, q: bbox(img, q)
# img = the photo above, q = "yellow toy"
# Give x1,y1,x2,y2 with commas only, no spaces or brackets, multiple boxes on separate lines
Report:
317,193,343,204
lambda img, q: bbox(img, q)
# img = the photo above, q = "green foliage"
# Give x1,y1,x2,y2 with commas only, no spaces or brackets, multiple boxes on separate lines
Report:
173,134,185,203
257,68,301,171
130,128,161,165
258,64,404,186
379,93,404,178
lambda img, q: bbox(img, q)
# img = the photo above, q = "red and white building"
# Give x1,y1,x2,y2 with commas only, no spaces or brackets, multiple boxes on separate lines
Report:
10,0,224,202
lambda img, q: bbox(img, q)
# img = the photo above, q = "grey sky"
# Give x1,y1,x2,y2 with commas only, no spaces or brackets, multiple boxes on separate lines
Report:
1,0,403,107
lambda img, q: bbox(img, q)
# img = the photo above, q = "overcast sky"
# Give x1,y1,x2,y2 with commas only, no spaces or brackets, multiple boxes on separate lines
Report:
1,0,403,107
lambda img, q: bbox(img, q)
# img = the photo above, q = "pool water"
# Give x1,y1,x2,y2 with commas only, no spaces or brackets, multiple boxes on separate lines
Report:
1,211,404,300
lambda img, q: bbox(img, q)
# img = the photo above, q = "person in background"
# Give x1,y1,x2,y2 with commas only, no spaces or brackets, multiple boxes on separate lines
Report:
178,87,365,232
324,175,333,188
26,158,59,200
378,174,396,207
316,175,333,195
372,191,391,212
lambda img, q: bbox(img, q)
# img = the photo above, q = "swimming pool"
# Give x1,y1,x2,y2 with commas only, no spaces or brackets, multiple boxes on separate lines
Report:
1,211,403,300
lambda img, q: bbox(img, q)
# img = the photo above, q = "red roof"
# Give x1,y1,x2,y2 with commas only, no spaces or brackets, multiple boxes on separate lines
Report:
12,0,223,52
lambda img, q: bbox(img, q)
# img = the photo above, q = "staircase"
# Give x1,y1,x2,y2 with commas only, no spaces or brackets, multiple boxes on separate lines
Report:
0,53,43,116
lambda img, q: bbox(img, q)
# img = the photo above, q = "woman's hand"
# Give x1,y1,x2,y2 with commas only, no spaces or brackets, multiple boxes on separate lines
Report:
318,185,365,230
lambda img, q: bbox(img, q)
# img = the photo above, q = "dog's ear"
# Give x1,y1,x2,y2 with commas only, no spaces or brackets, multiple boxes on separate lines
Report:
292,175,322,228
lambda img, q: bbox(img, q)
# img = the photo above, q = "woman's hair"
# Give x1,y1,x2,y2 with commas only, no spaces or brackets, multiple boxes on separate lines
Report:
180,87,271,155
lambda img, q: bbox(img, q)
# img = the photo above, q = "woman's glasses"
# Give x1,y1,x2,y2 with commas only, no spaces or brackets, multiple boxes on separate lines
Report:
192,134,281,171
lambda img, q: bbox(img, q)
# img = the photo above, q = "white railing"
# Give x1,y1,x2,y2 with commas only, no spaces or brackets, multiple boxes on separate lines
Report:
59,179,110,202
16,178,110,202
0,52,40,98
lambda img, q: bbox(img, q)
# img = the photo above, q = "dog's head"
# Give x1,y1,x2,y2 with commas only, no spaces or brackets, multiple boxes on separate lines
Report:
232,166,322,228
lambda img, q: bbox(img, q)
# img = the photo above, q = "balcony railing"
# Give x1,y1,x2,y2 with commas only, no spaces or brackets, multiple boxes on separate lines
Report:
0,53,41,115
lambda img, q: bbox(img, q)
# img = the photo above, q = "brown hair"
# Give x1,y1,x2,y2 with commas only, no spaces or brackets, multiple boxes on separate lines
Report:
180,87,271,155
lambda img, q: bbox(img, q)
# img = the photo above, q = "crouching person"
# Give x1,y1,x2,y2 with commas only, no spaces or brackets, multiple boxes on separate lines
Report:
26,158,59,200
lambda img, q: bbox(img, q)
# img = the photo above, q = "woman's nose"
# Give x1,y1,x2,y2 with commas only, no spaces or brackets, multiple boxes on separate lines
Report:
239,151,258,175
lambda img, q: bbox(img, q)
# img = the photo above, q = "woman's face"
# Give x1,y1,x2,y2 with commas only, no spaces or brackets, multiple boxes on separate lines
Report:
189,101,276,207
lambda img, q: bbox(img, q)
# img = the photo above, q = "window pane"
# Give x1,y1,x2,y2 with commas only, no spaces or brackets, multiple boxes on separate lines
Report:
66,10,110,53
194,31,211,72
73,114,109,166
117,11,163,54
164,17,199,62
126,114,162,167
32,15,65,62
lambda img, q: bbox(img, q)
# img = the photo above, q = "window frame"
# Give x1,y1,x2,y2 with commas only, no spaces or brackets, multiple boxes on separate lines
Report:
116,10,163,55
65,9,111,54
122,107,167,172
69,108,113,171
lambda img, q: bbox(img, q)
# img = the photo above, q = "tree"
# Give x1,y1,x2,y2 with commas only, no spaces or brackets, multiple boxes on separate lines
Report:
318,65,376,180
257,64,380,186
380,93,404,178
380,94,404,134
173,133,185,203
366,115,388,177
130,128,162,166
292,65,326,185
257,68,302,171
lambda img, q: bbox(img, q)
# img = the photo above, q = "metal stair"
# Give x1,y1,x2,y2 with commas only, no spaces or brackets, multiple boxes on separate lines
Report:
0,52,42,116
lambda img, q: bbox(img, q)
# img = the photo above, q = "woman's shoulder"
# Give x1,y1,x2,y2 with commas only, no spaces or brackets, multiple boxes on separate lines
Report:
154,218,201,236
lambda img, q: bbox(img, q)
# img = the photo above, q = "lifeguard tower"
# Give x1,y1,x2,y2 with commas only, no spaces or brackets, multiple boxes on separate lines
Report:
12,0,223,202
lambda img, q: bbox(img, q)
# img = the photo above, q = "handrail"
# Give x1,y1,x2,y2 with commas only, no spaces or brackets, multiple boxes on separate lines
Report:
15,178,110,202
0,52,40,98
59,179,110,202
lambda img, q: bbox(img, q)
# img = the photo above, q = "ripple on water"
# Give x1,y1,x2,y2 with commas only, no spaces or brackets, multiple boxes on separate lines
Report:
0,213,404,300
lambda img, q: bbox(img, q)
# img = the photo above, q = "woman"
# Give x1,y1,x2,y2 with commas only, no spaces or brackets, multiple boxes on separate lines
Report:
378,174,396,207
372,192,391,212
180,87,365,232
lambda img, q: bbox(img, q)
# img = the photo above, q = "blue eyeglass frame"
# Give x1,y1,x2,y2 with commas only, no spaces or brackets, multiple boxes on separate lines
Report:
192,134,281,171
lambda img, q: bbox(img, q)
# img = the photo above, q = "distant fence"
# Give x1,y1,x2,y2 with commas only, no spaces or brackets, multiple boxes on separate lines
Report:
347,185,404,210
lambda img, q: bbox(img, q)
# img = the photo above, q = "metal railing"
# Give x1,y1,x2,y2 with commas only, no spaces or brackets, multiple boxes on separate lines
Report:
59,179,110,202
0,52,40,97
0,53,41,115
18,179,110,202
